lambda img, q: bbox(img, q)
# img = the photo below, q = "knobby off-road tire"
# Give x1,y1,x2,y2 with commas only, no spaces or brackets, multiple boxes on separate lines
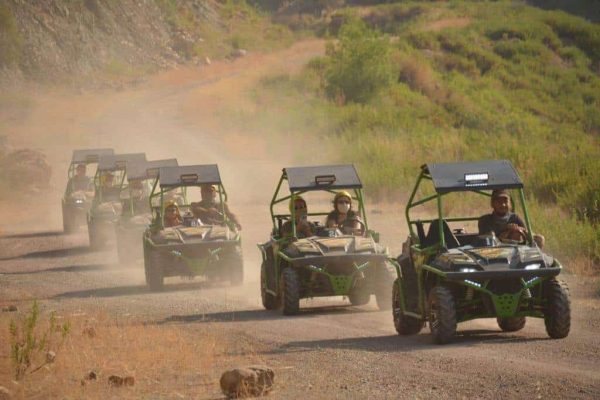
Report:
145,249,164,291
88,221,107,250
224,246,244,286
280,268,300,316
374,262,395,310
393,279,424,335
261,263,278,310
497,317,526,332
428,286,457,344
348,289,370,306
543,278,571,339
62,205,76,234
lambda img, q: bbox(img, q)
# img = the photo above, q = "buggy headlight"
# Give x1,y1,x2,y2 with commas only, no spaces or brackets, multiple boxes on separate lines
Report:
75,199,84,204
525,263,541,270
459,267,477,273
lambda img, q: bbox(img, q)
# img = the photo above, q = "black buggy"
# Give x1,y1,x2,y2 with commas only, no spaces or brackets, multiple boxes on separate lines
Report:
259,164,394,315
62,148,113,233
114,158,178,264
392,160,570,344
142,164,243,291
87,153,146,250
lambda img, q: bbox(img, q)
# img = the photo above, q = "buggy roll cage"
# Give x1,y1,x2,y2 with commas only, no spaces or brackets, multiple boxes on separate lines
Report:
148,165,231,230
269,165,369,239
64,148,114,196
405,160,534,251
92,153,146,205
122,159,178,217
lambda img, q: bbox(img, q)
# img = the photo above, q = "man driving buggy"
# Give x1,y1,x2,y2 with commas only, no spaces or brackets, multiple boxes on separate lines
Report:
478,189,527,242
190,184,242,231
66,164,94,197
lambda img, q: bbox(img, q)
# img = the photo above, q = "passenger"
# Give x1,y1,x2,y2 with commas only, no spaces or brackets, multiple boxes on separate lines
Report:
478,189,527,242
325,191,363,235
128,179,149,213
191,184,242,230
281,196,315,239
163,201,182,227
99,171,121,201
66,164,94,197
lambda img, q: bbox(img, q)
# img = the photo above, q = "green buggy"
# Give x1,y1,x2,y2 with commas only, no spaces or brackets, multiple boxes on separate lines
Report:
114,158,178,264
142,164,243,291
259,165,394,315
393,160,570,344
87,153,146,250
62,148,113,233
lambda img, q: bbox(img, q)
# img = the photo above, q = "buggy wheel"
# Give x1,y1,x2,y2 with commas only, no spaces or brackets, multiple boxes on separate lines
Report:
145,249,164,291
374,262,395,310
543,278,570,339
62,205,75,234
348,289,370,306
223,246,244,286
261,263,278,310
393,279,424,335
280,268,300,316
497,317,526,332
428,286,457,344
88,222,107,250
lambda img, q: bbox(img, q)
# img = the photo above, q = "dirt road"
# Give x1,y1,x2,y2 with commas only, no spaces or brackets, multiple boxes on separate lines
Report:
1,40,599,399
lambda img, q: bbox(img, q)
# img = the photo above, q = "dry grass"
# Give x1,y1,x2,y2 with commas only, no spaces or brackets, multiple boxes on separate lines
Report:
0,311,261,399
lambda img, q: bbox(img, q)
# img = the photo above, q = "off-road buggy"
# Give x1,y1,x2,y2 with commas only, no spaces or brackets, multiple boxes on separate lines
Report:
392,160,570,344
87,153,146,250
142,164,243,291
115,158,178,263
259,165,394,315
62,148,113,233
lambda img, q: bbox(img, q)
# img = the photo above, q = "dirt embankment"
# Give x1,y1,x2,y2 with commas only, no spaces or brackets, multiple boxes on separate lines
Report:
0,0,223,86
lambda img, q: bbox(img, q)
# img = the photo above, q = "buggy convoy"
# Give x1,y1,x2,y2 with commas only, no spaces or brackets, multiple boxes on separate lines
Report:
142,164,243,291
87,153,146,250
62,148,114,233
392,160,570,343
259,164,394,315
114,158,178,263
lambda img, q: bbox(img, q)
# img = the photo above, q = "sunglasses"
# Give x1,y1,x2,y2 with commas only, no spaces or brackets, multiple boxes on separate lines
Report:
166,208,177,213
294,205,306,210
337,199,351,204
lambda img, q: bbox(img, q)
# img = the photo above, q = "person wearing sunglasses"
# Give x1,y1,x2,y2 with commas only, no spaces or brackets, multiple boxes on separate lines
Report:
326,191,363,235
280,195,315,239
191,184,242,231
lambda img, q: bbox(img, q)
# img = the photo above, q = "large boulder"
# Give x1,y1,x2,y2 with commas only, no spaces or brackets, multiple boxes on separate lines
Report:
220,365,274,398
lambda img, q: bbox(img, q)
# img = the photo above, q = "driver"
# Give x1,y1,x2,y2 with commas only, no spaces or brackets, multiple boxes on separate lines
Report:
191,184,242,230
281,196,315,239
66,164,94,197
325,191,363,235
164,201,183,227
99,171,121,201
478,189,526,241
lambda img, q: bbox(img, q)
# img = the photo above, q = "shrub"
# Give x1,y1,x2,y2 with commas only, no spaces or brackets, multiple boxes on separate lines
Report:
9,301,70,380
324,18,394,104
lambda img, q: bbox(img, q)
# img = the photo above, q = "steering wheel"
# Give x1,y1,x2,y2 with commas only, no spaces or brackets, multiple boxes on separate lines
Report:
499,227,527,244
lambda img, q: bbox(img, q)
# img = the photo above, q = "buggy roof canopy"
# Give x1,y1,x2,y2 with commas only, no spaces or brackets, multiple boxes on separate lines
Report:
284,164,362,191
97,153,147,172
426,160,523,193
159,164,221,188
71,148,114,164
127,158,178,180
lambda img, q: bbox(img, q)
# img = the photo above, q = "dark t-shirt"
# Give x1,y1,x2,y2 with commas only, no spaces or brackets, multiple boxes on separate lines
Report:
478,212,525,236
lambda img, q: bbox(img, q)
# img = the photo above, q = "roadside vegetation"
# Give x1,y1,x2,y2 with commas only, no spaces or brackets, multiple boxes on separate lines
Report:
226,1,600,271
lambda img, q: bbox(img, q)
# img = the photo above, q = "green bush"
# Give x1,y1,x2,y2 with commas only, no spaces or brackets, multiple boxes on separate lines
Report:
324,18,394,104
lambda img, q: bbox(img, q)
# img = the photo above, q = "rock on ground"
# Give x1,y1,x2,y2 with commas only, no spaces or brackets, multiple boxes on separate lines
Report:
220,365,274,398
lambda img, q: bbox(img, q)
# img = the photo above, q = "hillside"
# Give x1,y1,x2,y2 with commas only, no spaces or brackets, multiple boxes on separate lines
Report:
0,0,291,85
220,1,600,267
